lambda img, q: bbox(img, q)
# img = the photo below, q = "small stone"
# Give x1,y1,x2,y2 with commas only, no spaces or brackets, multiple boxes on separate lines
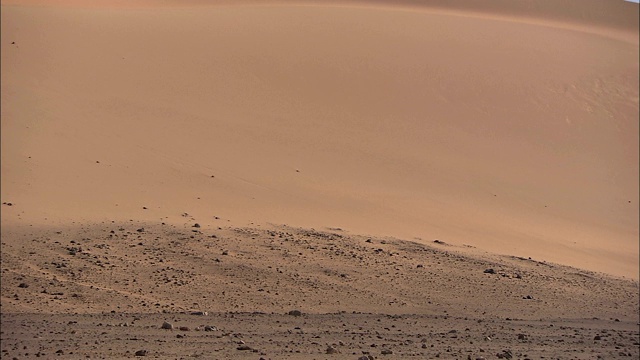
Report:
594,335,602,340
237,345,252,351
161,322,173,330
193,223,201,228
204,325,217,331
18,283,28,288
517,334,527,340
190,311,208,316
134,350,148,356
179,326,190,331
381,349,393,355
483,269,496,274
326,346,337,354
288,310,302,316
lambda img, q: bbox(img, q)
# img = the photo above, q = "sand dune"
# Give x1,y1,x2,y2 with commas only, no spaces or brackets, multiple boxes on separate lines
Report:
1,2,639,357
2,0,638,280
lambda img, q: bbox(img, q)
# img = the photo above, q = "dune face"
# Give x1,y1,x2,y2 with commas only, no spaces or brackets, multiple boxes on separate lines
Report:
1,1,639,357
1,1,638,280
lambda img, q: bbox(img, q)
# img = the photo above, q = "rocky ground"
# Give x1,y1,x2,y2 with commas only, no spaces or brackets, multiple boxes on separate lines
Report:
1,220,639,359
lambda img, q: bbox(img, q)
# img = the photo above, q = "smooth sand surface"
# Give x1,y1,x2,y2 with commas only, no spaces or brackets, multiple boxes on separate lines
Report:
2,0,638,279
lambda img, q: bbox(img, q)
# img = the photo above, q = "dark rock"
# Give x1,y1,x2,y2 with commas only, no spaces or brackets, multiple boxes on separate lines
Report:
237,345,252,351
381,349,393,355
433,240,445,245
288,310,302,316
18,283,28,288
204,325,218,331
326,346,337,354
193,223,201,228
484,269,496,274
134,350,148,356
594,335,602,340
517,334,527,340
160,322,173,330
178,326,190,331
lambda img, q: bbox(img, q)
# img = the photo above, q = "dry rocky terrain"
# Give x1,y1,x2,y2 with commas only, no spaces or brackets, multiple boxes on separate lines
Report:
1,220,638,359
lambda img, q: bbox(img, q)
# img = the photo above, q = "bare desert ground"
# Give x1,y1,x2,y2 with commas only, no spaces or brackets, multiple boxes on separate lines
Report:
1,0,639,358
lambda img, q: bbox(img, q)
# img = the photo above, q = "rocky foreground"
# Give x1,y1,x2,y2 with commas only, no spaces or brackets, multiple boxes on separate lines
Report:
1,220,638,359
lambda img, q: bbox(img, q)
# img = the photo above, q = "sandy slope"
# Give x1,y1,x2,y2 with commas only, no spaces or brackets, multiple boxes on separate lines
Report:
1,0,638,285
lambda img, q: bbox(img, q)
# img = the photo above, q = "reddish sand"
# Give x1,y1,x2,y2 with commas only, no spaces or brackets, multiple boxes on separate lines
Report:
2,0,637,279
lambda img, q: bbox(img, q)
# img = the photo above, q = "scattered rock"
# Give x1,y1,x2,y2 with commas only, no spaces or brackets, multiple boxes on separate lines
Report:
190,311,208,316
288,310,302,317
237,345,252,351
326,345,338,354
161,322,173,330
178,326,190,331
517,334,527,340
381,349,393,355
18,283,28,288
594,335,602,340
193,223,201,228
134,350,148,356
204,325,218,331
433,240,445,245
523,295,533,300
484,269,496,274
2,202,13,206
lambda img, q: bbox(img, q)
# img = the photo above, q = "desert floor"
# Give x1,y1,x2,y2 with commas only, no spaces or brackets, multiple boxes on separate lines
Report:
1,0,639,358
